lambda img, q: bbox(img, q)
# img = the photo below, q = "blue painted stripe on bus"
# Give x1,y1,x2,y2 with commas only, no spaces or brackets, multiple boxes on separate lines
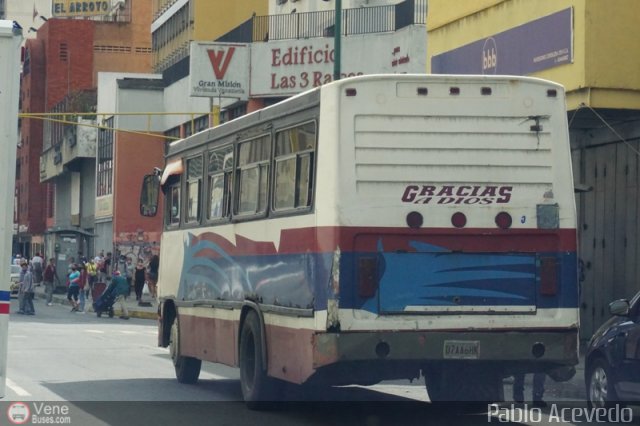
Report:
0,290,10,302
342,251,579,313
175,248,578,313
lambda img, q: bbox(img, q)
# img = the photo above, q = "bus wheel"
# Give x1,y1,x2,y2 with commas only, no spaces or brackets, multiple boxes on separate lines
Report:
239,311,283,409
169,316,201,384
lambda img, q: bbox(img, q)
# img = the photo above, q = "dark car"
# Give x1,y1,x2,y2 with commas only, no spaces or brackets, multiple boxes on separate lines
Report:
585,291,640,408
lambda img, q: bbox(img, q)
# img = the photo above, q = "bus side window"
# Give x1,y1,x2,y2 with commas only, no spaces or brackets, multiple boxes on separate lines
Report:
169,184,181,225
236,135,271,215
185,156,203,223
274,121,316,212
208,146,233,220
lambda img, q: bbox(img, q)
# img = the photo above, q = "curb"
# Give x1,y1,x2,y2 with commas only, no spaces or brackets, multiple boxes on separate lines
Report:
34,290,157,321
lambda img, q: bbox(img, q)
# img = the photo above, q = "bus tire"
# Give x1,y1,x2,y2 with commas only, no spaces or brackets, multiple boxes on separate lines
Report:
239,311,283,409
170,316,201,384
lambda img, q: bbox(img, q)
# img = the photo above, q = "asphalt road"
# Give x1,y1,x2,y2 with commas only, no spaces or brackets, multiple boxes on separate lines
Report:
4,298,636,426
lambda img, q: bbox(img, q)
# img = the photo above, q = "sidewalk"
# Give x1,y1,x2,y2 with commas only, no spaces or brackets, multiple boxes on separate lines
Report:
33,283,157,320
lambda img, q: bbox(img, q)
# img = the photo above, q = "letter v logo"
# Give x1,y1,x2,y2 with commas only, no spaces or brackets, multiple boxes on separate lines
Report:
207,47,236,79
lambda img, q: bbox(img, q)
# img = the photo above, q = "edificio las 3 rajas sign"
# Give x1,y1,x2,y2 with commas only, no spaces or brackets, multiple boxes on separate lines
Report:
52,1,111,17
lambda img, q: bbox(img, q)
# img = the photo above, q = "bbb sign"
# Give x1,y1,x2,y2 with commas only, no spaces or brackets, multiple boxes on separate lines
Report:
482,37,497,74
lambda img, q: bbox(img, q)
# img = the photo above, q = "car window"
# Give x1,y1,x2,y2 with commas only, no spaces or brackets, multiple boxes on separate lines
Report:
11,265,20,274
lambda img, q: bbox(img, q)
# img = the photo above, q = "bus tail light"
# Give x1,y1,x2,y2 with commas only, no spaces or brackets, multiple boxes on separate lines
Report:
451,212,467,228
358,257,378,298
495,212,512,229
539,257,558,296
406,211,423,229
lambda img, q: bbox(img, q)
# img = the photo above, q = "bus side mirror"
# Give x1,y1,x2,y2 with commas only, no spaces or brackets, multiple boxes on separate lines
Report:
140,174,160,217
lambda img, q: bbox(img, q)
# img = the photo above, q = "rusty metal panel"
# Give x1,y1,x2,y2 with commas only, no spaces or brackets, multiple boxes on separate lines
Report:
596,145,616,326
579,148,596,339
613,144,628,302
629,141,640,300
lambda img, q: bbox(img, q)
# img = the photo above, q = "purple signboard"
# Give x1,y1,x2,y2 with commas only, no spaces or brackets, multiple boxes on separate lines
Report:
431,8,573,75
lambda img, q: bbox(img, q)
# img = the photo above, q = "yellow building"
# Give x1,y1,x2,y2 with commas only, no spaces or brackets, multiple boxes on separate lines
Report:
427,0,640,337
152,0,268,73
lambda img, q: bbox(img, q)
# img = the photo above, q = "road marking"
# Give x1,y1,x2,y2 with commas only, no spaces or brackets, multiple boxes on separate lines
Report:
85,330,105,334
119,331,137,335
6,378,31,397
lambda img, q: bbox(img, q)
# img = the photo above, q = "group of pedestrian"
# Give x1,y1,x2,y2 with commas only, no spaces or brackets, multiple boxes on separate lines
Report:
13,250,159,320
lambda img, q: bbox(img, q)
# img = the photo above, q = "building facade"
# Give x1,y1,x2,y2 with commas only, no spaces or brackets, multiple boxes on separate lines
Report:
427,0,640,337
18,0,153,272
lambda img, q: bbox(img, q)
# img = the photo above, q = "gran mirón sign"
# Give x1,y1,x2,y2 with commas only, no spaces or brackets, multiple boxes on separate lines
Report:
189,42,250,101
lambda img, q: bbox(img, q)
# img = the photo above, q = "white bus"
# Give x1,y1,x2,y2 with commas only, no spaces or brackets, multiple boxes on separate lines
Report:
140,74,579,405
0,21,23,398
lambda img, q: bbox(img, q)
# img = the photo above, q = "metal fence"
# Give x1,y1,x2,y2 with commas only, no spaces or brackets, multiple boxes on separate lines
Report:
217,0,426,43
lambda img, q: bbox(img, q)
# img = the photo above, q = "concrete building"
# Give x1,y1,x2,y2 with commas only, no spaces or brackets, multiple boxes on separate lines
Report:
18,0,153,273
95,73,166,268
427,0,640,338
113,0,425,257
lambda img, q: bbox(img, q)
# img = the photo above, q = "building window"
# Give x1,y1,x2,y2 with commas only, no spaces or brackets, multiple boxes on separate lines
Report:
97,117,114,196
164,125,181,144
207,145,233,220
236,135,271,215
273,122,316,211
185,155,202,223
59,42,68,61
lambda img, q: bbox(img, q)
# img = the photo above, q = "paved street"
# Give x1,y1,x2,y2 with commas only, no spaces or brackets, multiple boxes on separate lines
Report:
5,296,626,426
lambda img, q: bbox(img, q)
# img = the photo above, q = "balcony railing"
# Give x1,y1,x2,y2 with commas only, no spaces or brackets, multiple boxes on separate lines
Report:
217,0,426,43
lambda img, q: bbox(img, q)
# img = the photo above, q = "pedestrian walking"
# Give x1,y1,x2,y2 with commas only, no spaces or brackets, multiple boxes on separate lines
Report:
43,258,58,306
20,264,35,315
111,271,130,320
125,257,135,298
16,261,28,314
134,259,146,302
67,264,81,312
77,263,88,313
86,258,97,299
513,372,546,407
146,254,159,300
31,252,44,287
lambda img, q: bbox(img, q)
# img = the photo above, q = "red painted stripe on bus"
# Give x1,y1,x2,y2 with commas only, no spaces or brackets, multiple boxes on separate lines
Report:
188,227,577,256
0,303,10,314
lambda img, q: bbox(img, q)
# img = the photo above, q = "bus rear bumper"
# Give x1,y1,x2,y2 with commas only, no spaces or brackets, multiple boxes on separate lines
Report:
312,329,579,370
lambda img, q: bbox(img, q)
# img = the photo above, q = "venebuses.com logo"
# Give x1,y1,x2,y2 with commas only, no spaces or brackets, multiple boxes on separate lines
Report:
7,402,30,424
6,402,72,424
488,403,634,423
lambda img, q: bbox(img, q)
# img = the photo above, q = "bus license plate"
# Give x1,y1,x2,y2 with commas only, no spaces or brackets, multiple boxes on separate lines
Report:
443,340,480,359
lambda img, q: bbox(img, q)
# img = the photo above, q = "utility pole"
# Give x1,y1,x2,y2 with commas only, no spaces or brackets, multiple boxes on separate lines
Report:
333,0,342,81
